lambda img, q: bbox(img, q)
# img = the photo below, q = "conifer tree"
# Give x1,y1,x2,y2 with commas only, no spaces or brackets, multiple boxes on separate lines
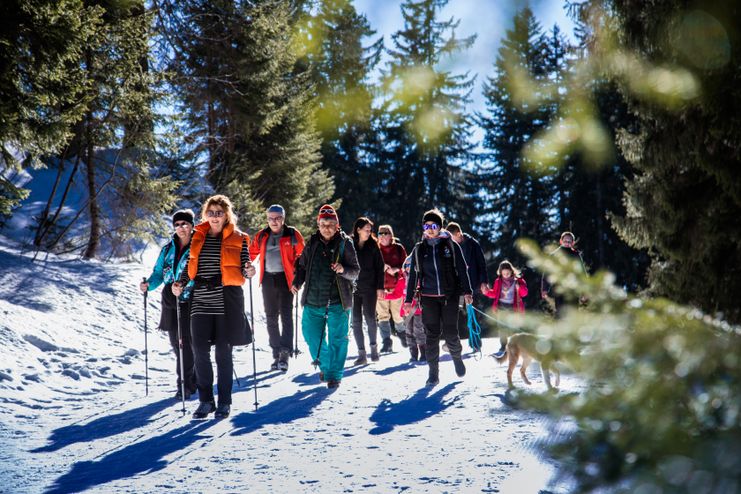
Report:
604,1,741,321
477,8,559,305
0,0,100,219
305,0,382,231
378,0,478,248
158,0,334,234
22,0,177,258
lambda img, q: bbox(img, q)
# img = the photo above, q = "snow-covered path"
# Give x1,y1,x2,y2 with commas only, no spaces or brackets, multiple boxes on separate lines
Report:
0,239,576,493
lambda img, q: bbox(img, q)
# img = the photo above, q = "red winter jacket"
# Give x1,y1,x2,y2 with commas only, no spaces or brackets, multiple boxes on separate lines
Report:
379,242,407,290
248,226,305,289
483,277,528,313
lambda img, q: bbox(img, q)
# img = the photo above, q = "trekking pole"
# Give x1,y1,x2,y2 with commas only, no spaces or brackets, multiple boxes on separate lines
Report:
293,292,301,358
175,293,186,415
141,277,149,397
233,363,242,387
249,277,258,410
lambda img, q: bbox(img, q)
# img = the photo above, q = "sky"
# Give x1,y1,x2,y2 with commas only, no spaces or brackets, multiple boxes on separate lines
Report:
352,0,576,125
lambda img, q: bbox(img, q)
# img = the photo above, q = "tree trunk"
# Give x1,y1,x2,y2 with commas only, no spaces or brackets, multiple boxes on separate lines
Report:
83,103,100,259
34,156,66,247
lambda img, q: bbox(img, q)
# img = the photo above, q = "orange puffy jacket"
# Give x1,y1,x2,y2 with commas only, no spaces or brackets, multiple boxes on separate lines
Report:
248,226,305,289
188,222,249,286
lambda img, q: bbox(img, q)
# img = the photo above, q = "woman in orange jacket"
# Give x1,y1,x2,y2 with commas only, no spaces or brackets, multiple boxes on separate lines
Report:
173,195,253,419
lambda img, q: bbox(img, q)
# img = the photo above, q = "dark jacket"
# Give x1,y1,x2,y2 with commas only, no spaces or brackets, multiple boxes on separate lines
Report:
405,231,472,303
353,238,385,294
457,233,488,293
540,246,588,296
293,230,360,310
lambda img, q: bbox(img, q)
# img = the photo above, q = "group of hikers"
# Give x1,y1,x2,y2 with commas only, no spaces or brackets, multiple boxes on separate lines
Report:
140,194,587,419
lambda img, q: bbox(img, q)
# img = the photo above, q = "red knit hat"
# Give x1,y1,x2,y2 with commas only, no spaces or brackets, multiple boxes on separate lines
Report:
317,204,338,222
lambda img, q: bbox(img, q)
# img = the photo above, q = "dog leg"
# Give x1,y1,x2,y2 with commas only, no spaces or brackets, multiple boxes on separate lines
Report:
506,347,519,388
520,354,532,385
541,365,552,390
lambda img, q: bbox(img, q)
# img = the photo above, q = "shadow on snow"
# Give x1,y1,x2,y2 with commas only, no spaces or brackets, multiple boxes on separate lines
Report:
230,385,333,436
43,419,216,494
30,397,173,453
368,382,461,435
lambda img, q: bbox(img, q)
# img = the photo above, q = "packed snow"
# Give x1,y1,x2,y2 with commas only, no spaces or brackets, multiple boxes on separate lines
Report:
0,236,578,493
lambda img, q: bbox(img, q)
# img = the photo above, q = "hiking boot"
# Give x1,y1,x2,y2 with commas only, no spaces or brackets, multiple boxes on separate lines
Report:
174,387,192,401
370,344,379,362
453,357,466,377
192,401,216,419
397,331,408,348
493,344,507,359
327,379,341,389
418,345,427,362
214,403,231,419
380,337,393,353
270,358,280,371
425,362,439,387
409,344,419,362
278,350,289,372
354,350,368,366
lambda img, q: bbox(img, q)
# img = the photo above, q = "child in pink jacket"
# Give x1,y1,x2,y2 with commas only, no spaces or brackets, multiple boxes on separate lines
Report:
482,260,528,358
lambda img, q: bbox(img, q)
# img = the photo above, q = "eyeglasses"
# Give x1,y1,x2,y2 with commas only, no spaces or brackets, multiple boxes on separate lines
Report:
422,224,439,231
379,232,391,236
174,222,190,228
318,221,337,228
267,216,284,223
206,210,225,218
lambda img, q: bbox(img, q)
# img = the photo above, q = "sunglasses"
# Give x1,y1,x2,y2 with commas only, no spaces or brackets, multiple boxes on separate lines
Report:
422,224,439,231
267,216,284,223
206,210,225,218
174,222,190,228
319,208,335,215
379,232,391,236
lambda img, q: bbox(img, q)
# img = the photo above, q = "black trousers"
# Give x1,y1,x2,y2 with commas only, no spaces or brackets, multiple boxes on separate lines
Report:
190,314,233,405
352,291,378,351
421,295,463,362
166,301,196,391
160,285,196,391
261,272,294,358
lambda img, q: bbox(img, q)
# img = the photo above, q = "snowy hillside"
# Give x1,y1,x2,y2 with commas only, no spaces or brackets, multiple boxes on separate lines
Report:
0,236,578,494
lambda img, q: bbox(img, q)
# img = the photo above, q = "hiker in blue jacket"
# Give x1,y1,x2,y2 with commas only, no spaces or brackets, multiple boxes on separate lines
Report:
140,209,197,400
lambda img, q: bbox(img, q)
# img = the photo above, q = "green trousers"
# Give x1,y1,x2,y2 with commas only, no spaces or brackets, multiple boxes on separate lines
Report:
302,303,351,381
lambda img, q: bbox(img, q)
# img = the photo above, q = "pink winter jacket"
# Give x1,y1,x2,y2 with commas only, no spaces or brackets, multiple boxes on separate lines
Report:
483,277,528,313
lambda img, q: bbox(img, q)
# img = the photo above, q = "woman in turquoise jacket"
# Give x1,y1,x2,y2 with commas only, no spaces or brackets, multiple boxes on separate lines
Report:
139,209,197,400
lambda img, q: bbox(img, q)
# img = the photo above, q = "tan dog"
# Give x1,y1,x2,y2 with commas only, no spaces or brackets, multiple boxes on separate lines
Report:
494,333,560,390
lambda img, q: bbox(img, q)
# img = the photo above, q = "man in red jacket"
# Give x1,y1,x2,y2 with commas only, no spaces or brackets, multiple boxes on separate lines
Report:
246,205,305,372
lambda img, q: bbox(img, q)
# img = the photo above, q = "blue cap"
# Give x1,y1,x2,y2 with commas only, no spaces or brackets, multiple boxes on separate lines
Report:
267,204,285,216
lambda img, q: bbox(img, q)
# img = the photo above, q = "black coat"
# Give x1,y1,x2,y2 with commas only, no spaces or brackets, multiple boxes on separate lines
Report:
458,233,488,292
353,238,385,294
223,286,252,346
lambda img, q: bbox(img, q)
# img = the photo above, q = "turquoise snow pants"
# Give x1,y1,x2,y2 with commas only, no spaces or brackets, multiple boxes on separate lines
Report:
302,303,350,381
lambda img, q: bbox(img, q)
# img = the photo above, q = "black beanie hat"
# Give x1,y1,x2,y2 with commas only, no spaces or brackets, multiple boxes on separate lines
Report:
172,209,195,226
422,209,444,228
